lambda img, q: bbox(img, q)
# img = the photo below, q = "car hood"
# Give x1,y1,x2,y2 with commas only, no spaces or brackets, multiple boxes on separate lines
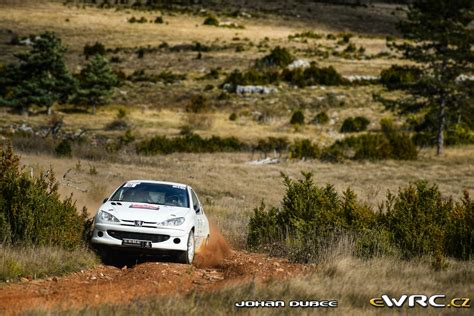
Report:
99,201,191,223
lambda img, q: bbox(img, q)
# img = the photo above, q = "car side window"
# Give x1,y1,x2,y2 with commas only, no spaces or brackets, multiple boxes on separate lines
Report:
190,189,200,212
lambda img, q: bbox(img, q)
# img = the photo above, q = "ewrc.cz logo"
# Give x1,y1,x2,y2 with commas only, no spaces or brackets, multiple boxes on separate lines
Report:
370,295,471,308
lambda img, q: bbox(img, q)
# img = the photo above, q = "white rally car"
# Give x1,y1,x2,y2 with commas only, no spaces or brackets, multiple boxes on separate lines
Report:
91,180,209,264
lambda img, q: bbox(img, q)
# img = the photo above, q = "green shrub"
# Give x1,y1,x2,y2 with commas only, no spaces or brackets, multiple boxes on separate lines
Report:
229,112,237,121
445,192,474,260
203,15,219,26
154,16,164,24
128,16,147,23
127,70,185,84
382,181,451,259
380,65,422,90
255,137,289,155
136,133,246,155
312,112,329,125
83,42,106,59
352,133,393,160
223,68,280,87
247,173,374,262
339,32,353,43
0,144,88,248
344,43,357,53
322,128,417,161
255,46,294,68
282,64,345,87
290,110,305,125
54,140,72,157
340,116,370,133
248,173,473,263
289,139,320,159
288,31,323,40
186,95,209,113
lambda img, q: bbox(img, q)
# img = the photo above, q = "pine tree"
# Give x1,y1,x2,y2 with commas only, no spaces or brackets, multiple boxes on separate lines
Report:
389,0,473,155
74,54,118,114
0,32,76,115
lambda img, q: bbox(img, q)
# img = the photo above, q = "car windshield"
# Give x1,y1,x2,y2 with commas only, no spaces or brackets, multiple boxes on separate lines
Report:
110,182,189,208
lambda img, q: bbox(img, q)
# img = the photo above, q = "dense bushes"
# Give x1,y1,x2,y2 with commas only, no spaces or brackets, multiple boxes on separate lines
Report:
248,173,473,263
380,65,422,90
289,139,320,159
223,68,280,87
290,110,305,125
223,47,346,88
83,42,106,59
0,144,88,248
312,112,329,125
203,15,219,26
282,64,346,87
224,64,345,88
255,46,294,68
340,116,370,133
323,120,418,161
135,134,246,155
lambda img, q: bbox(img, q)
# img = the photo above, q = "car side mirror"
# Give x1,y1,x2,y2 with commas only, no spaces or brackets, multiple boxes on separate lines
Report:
103,198,108,204
194,204,201,214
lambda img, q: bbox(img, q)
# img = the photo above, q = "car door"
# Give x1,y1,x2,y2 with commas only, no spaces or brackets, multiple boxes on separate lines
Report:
190,188,209,242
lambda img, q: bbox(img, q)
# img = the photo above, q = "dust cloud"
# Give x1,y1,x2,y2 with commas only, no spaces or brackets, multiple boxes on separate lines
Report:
194,222,232,268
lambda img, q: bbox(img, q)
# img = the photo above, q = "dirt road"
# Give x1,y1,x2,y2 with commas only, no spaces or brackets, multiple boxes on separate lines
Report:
0,230,309,315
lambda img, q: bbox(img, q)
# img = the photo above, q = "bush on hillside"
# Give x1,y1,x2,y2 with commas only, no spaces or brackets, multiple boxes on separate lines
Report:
0,143,88,248
248,173,473,263
223,68,280,87
340,116,370,133
203,15,219,26
282,64,346,87
83,42,106,59
247,173,375,262
255,137,289,156
322,127,417,162
255,46,294,68
380,65,422,90
289,139,320,160
135,133,246,155
311,112,330,125
290,110,305,125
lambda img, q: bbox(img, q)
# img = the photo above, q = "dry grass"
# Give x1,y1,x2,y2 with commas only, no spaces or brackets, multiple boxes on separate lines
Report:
31,256,474,315
0,2,398,77
0,245,98,282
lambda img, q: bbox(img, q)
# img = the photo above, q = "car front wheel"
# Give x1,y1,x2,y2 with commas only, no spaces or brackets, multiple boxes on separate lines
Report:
177,230,195,264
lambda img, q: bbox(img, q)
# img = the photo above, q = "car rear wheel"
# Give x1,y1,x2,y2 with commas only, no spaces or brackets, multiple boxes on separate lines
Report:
177,230,195,264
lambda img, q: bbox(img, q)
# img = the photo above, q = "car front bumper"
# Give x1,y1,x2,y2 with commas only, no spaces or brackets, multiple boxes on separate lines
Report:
91,222,189,252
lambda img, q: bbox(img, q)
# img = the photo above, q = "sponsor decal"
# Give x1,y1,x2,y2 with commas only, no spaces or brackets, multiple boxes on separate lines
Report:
370,295,471,309
172,185,186,190
124,182,140,188
129,204,160,210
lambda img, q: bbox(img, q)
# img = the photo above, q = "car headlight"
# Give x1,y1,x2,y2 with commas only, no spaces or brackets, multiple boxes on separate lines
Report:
159,217,185,226
98,211,120,223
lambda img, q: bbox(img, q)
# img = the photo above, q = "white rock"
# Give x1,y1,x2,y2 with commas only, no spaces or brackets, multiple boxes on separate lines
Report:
288,59,310,70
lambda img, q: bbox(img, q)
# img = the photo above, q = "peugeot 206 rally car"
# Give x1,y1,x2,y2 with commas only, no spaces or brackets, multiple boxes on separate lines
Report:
91,180,209,264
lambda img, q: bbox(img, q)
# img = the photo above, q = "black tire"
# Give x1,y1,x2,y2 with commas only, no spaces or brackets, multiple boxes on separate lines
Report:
98,248,117,265
177,230,195,264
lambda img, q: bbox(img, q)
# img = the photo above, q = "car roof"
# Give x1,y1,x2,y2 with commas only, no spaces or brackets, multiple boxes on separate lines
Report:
125,180,189,188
